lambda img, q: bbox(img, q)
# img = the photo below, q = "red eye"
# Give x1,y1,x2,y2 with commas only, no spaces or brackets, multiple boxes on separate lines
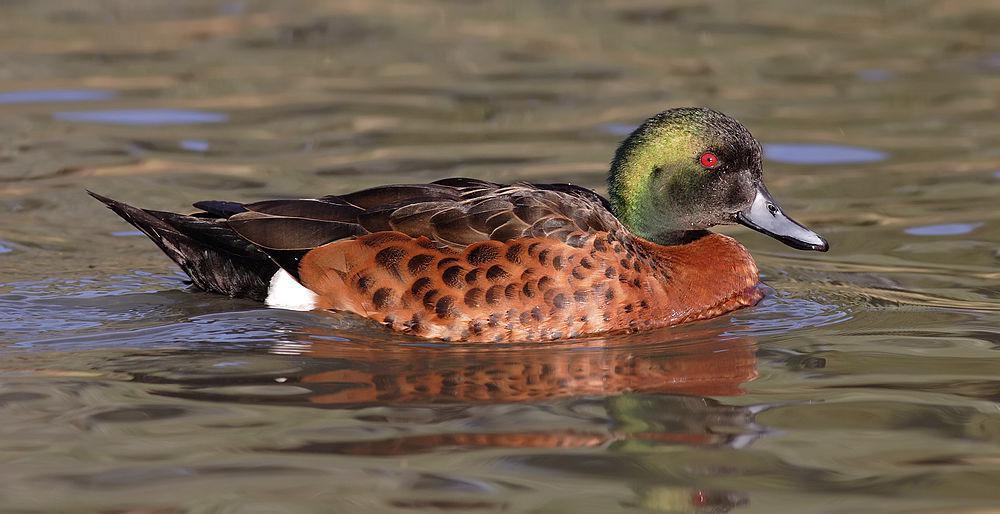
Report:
700,152,719,168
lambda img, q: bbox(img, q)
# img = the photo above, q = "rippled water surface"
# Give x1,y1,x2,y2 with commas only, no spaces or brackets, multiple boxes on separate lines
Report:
1,1,998,512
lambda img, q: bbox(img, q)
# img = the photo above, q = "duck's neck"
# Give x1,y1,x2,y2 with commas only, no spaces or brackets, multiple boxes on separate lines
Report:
606,129,701,245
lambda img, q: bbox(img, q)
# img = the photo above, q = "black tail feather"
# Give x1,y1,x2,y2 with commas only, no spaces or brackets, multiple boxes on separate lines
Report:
88,191,278,301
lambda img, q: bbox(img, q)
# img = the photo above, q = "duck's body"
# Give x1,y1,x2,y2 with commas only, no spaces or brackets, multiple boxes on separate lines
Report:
92,108,826,342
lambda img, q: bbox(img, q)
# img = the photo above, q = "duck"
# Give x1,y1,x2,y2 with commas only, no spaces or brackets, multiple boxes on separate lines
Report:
90,107,828,342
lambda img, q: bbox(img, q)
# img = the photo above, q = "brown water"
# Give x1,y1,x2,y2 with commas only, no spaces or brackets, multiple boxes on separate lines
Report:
1,1,998,512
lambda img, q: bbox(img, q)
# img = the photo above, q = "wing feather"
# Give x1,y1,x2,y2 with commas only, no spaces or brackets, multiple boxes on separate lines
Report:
194,180,620,257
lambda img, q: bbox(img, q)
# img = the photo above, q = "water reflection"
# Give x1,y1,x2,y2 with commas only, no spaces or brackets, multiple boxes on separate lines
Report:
905,223,983,236
0,88,115,104
53,109,228,125
763,144,888,165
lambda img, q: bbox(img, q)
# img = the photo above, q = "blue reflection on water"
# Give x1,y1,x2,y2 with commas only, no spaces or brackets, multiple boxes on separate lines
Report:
764,144,888,165
597,123,637,136
180,139,211,152
725,293,850,338
54,109,228,125
904,223,983,236
0,241,13,254
0,89,115,104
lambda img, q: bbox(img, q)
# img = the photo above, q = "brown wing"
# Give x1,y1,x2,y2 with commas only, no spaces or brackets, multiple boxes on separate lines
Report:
204,178,623,256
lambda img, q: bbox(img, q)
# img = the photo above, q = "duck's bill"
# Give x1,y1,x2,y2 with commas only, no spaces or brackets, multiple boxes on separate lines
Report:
735,185,829,252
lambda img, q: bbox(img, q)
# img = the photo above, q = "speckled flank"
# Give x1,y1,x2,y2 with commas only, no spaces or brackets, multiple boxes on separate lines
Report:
298,230,760,342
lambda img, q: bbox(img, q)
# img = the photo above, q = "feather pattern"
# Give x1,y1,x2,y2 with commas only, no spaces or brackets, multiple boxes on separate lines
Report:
221,179,627,255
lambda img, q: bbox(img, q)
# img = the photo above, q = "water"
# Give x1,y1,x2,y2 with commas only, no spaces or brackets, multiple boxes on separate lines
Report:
1,1,998,512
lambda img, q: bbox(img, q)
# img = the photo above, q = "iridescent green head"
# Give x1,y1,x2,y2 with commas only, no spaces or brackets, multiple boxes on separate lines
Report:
608,107,828,251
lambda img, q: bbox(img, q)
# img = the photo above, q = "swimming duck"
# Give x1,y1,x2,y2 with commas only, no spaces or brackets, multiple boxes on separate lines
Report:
91,107,827,342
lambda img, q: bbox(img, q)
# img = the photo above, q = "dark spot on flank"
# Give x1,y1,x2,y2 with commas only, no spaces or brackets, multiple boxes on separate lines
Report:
375,247,407,280
486,285,505,305
543,288,558,305
504,283,518,299
538,249,550,265
567,234,585,248
604,289,615,303
552,255,565,270
505,243,524,264
592,237,607,252
623,303,633,313
443,265,465,289
465,269,480,284
467,243,501,265
522,281,536,298
640,299,649,309
613,244,624,254
527,242,542,256
519,311,532,325
405,313,422,331
487,313,500,327
574,290,588,303
464,288,484,308
571,266,586,280
372,287,395,309
383,314,395,325
604,267,617,278
407,254,435,275
356,274,375,293
486,265,510,282
531,306,543,321
520,268,536,280
619,258,630,269
437,257,460,269
410,277,432,295
422,289,440,309
580,257,593,269
537,276,553,290
632,260,642,272
435,295,457,318
504,309,517,321
632,277,642,288
469,320,483,335
552,293,567,309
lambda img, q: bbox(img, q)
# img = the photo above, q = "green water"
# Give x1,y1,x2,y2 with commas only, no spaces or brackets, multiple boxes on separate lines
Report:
1,1,998,512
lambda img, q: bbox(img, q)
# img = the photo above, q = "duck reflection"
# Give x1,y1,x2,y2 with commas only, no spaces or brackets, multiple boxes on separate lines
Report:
299,334,757,406
271,327,760,513
250,325,762,450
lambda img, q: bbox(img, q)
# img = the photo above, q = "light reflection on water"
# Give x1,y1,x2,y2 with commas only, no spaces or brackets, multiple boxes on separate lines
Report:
53,108,229,125
0,88,116,104
1,1,999,513
762,144,888,165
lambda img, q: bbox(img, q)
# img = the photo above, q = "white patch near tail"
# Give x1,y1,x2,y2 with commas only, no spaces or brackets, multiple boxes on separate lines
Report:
265,269,317,311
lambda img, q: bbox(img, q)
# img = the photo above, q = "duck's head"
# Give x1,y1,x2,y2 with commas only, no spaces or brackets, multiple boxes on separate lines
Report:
608,107,828,251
